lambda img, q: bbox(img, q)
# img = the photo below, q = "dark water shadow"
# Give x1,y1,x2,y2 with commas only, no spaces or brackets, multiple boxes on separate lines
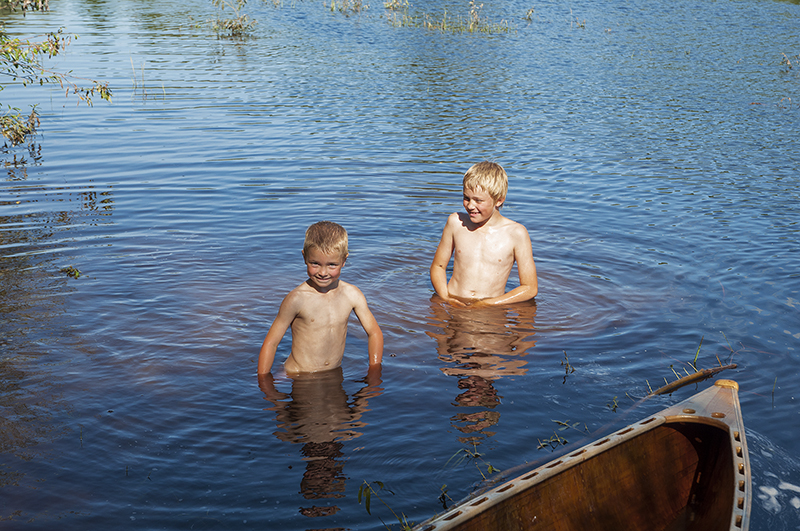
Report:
258,367,383,525
427,298,537,446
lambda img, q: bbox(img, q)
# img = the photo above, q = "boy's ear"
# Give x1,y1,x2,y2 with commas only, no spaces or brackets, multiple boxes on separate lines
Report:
301,250,306,262
495,197,505,209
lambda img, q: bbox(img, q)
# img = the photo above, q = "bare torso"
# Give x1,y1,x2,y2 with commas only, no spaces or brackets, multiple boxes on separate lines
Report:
283,281,359,373
447,212,523,300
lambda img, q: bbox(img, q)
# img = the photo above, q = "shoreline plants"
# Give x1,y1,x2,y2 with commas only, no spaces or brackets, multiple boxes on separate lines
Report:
0,1,111,147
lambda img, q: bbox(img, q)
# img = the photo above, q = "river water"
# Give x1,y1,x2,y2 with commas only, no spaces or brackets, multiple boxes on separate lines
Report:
1,0,799,529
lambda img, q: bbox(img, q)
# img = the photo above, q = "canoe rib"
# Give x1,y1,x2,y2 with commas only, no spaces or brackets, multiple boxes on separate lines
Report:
415,379,751,531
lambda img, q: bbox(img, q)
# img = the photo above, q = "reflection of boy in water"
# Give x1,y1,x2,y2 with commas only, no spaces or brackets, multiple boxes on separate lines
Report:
259,368,382,517
258,221,383,377
428,302,536,444
430,161,538,308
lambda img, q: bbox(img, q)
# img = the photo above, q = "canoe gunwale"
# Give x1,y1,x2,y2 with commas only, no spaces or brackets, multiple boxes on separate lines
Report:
415,379,751,531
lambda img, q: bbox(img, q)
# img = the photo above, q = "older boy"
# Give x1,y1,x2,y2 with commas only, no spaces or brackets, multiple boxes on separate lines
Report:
430,161,538,307
258,221,383,376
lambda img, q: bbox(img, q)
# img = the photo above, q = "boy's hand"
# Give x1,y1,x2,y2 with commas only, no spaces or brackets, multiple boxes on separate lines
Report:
446,297,468,308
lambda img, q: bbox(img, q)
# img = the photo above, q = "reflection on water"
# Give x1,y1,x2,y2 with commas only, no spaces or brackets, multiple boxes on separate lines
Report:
0,177,109,490
258,368,383,523
428,299,537,445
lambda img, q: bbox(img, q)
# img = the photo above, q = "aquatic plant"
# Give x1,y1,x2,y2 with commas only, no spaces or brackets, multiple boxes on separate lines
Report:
60,266,81,278
211,0,256,36
779,52,798,73
561,349,575,383
537,419,588,451
358,480,414,530
330,0,367,16
384,0,512,33
568,7,585,28
537,430,568,450
384,0,408,10
607,395,619,412
523,7,535,22
446,444,501,480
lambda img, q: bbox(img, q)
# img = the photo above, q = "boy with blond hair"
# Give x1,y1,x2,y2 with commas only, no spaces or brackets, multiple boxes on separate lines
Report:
430,161,538,307
258,221,383,376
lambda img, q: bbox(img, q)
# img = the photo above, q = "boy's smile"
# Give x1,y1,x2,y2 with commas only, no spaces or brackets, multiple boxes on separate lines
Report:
463,187,504,226
303,248,346,291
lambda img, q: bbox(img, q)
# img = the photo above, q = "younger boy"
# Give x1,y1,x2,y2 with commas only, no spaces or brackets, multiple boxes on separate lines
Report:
430,161,538,307
258,221,383,376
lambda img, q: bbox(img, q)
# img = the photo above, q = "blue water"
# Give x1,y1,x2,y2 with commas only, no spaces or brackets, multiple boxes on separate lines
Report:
1,0,799,528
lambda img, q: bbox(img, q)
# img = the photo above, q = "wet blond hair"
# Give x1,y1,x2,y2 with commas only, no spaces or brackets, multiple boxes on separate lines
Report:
303,221,349,260
462,161,508,204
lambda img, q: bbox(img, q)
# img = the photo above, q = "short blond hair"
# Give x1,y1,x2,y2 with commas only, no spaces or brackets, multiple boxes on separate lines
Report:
462,161,508,204
303,221,349,259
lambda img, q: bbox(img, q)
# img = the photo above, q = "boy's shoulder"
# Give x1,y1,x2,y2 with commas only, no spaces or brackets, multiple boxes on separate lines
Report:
447,211,527,234
336,280,367,300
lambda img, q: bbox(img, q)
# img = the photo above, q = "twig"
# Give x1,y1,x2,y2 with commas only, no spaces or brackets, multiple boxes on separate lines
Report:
647,364,736,397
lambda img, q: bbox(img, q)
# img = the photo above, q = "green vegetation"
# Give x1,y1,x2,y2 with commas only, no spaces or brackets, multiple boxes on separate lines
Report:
358,480,414,530
60,266,81,278
0,2,111,147
446,444,501,480
537,419,588,450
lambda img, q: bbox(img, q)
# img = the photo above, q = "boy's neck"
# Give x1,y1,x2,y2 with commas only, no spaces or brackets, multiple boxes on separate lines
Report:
466,209,504,230
306,277,341,293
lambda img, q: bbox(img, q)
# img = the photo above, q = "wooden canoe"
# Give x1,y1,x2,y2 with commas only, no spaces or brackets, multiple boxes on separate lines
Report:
415,379,751,531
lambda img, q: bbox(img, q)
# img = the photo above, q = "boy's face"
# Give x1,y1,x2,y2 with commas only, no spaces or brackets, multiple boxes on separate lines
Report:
463,186,504,226
303,248,346,290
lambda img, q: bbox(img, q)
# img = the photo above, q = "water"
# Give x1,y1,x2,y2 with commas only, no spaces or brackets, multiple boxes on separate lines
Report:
1,0,799,528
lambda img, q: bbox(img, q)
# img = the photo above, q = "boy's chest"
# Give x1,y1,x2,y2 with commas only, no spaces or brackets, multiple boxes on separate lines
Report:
454,230,515,264
294,296,353,328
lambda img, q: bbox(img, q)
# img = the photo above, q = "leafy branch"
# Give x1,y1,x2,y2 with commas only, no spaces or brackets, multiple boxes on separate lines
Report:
645,335,737,397
1,16,112,146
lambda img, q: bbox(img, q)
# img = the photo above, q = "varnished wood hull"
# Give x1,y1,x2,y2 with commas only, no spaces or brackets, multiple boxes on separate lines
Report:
415,380,751,531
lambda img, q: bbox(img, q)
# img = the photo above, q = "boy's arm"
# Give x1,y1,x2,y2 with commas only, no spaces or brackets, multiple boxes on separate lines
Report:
474,226,538,307
430,216,466,306
351,288,384,366
257,294,298,375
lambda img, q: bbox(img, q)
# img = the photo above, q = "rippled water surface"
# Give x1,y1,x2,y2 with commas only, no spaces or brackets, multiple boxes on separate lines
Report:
1,0,799,528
